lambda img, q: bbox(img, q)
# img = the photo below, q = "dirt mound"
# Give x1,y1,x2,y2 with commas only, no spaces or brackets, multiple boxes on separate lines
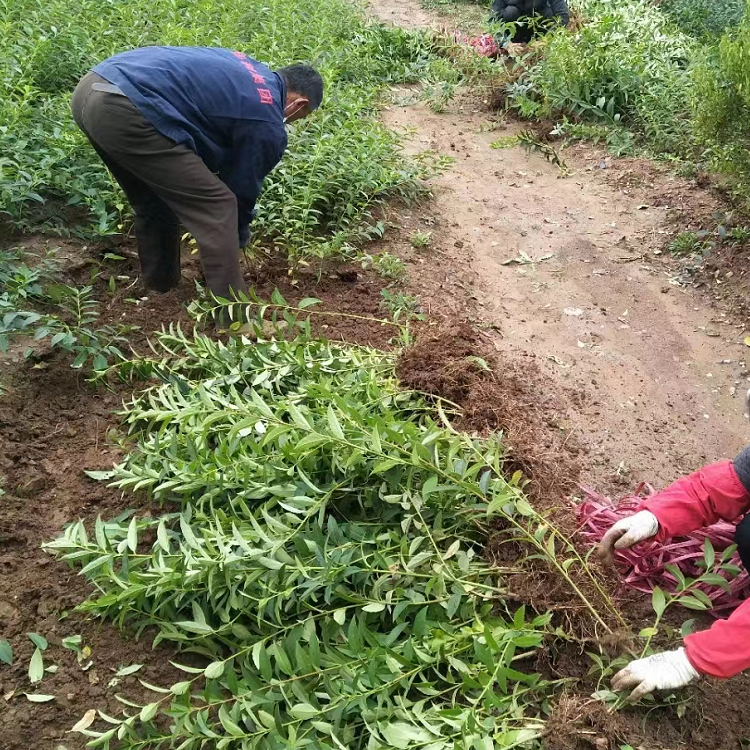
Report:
396,321,580,501
544,694,619,750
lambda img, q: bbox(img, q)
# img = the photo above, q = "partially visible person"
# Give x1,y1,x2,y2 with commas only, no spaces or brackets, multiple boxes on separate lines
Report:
491,0,570,44
598,444,750,700
71,46,323,302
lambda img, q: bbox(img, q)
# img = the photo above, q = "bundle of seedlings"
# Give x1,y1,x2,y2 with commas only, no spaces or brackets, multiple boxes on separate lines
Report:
47,296,624,749
578,486,750,613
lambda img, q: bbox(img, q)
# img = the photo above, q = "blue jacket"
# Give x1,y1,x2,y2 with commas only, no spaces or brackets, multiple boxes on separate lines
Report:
94,46,288,239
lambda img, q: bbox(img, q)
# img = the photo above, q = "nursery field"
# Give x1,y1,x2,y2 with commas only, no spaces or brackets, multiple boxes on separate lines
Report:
2,0,750,747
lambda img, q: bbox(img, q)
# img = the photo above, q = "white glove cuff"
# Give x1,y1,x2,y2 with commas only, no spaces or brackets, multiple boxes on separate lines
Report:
675,647,701,682
637,510,660,538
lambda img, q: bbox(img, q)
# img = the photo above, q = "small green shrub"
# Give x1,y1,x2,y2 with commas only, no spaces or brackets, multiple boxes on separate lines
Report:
692,5,750,203
668,230,706,255
662,0,745,40
410,230,433,248
0,247,132,377
508,0,695,154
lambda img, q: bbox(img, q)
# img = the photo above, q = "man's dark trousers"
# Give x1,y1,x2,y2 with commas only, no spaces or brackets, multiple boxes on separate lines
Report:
71,72,246,298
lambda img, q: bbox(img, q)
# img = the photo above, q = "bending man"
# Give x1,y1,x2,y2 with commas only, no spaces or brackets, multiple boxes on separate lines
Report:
599,445,750,700
72,46,323,299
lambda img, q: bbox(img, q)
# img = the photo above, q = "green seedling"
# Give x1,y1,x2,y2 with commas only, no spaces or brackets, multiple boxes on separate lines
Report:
410,230,433,248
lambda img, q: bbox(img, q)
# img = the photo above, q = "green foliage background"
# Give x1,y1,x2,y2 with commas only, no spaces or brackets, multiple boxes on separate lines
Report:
506,0,750,202
0,0,452,255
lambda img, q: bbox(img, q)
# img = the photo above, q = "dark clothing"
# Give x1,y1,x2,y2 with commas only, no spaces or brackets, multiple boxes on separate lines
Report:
734,513,750,572
735,446,750,571
734,445,750,492
491,0,569,42
94,46,287,236
72,72,245,297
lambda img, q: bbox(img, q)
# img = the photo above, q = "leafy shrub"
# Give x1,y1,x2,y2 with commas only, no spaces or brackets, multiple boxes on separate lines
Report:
692,5,750,201
661,0,745,40
508,0,695,154
0,247,132,377
47,302,621,747
0,0,453,259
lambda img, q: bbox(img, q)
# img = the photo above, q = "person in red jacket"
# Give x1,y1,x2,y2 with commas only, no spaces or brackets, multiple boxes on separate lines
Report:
599,445,750,700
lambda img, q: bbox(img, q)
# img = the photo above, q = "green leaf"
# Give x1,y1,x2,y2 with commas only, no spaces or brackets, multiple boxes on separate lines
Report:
327,405,345,439
126,516,138,553
703,538,715,570
29,647,44,684
156,521,170,552
170,681,191,695
638,627,658,638
363,602,385,613
677,595,708,610
218,705,245,736
139,702,159,722
681,618,697,637
333,609,347,625
0,639,13,666
204,661,225,679
515,497,535,517
298,297,321,309
289,703,318,719
27,633,47,651
258,710,276,729
61,635,82,652
116,664,143,677
700,573,730,591
422,475,438,498
383,722,434,749
652,586,666,618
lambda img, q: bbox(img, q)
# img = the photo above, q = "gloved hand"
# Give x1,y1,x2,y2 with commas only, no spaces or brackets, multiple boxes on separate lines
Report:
597,510,659,564
612,648,700,701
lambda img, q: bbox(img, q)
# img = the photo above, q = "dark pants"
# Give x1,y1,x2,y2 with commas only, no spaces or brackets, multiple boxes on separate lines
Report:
492,4,556,43
71,72,246,298
735,515,750,571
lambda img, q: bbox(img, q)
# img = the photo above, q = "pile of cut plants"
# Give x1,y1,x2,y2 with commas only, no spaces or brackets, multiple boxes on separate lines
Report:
44,296,635,749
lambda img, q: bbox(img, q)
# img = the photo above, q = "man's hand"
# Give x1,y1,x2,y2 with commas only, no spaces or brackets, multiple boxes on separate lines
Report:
597,510,659,564
612,648,700,701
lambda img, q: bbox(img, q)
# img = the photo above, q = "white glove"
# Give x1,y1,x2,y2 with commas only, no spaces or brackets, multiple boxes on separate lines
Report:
612,648,700,701
598,510,659,562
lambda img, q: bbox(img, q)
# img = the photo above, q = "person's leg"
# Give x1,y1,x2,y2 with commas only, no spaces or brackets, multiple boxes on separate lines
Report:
74,75,244,299
93,141,182,292
735,515,750,571
72,75,182,292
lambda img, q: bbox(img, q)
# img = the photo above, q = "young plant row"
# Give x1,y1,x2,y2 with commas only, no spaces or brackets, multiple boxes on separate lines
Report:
47,300,622,749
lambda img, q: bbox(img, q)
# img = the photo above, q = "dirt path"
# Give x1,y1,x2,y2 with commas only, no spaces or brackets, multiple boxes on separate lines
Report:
370,0,749,490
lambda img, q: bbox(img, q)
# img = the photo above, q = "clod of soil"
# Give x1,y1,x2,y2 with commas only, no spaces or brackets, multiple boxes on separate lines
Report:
396,321,580,502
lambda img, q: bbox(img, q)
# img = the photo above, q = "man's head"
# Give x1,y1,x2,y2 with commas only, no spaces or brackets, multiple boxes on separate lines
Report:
278,64,324,123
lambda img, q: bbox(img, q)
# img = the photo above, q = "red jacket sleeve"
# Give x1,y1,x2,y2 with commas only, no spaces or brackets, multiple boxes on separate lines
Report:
637,461,750,542
685,600,750,678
